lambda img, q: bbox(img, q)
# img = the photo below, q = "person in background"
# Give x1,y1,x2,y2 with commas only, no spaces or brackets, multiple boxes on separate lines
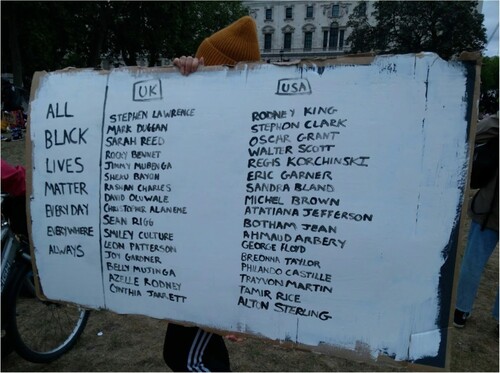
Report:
163,15,260,372
1,79,25,141
454,114,499,328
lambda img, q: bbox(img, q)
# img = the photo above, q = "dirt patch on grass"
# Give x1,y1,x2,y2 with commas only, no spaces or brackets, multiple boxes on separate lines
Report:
2,137,498,371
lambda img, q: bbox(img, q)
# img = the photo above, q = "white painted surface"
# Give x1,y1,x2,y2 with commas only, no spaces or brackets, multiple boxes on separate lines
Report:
29,53,472,365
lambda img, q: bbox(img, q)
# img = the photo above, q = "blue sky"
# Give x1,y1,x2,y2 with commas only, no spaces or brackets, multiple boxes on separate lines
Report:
483,0,499,56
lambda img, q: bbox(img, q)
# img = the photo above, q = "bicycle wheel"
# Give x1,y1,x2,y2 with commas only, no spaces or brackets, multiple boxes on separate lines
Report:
5,262,90,363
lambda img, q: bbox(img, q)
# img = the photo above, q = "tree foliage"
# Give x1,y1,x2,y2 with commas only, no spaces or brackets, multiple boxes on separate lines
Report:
347,1,487,59
480,56,499,114
481,56,499,92
345,1,373,54
1,1,248,89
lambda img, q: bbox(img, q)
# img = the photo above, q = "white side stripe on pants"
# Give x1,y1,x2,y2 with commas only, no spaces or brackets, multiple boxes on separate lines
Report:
187,329,212,372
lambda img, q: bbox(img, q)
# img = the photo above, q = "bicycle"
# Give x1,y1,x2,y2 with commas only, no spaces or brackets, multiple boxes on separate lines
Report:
1,194,90,363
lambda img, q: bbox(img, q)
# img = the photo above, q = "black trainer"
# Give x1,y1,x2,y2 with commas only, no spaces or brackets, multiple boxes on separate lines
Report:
453,309,470,328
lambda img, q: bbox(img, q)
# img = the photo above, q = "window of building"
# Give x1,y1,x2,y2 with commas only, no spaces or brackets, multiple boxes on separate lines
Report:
322,24,344,51
264,33,272,51
284,32,292,50
265,8,273,20
329,26,339,49
332,4,340,17
285,7,293,19
304,32,312,51
306,5,313,18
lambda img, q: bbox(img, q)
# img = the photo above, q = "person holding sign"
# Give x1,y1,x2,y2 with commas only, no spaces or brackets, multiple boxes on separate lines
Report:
164,15,261,372
454,114,499,329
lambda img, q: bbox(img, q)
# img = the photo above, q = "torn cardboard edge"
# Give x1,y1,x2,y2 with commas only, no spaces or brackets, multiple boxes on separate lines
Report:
445,50,482,372
27,51,482,81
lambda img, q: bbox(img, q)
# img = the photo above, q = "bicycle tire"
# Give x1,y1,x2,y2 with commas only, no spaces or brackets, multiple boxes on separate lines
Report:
5,262,90,363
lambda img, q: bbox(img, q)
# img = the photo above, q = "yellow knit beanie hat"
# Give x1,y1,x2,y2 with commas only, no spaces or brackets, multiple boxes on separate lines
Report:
195,16,261,66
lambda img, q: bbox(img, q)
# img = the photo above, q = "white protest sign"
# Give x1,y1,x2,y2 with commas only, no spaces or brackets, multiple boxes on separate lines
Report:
28,53,476,368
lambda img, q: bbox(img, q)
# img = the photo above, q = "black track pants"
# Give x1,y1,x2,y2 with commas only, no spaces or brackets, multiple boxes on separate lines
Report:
163,323,230,372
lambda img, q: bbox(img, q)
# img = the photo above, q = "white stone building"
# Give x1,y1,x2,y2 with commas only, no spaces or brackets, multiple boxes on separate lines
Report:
245,0,485,62
244,1,376,61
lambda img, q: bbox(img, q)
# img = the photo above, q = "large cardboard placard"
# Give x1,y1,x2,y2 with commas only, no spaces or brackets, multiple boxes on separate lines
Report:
27,53,478,368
